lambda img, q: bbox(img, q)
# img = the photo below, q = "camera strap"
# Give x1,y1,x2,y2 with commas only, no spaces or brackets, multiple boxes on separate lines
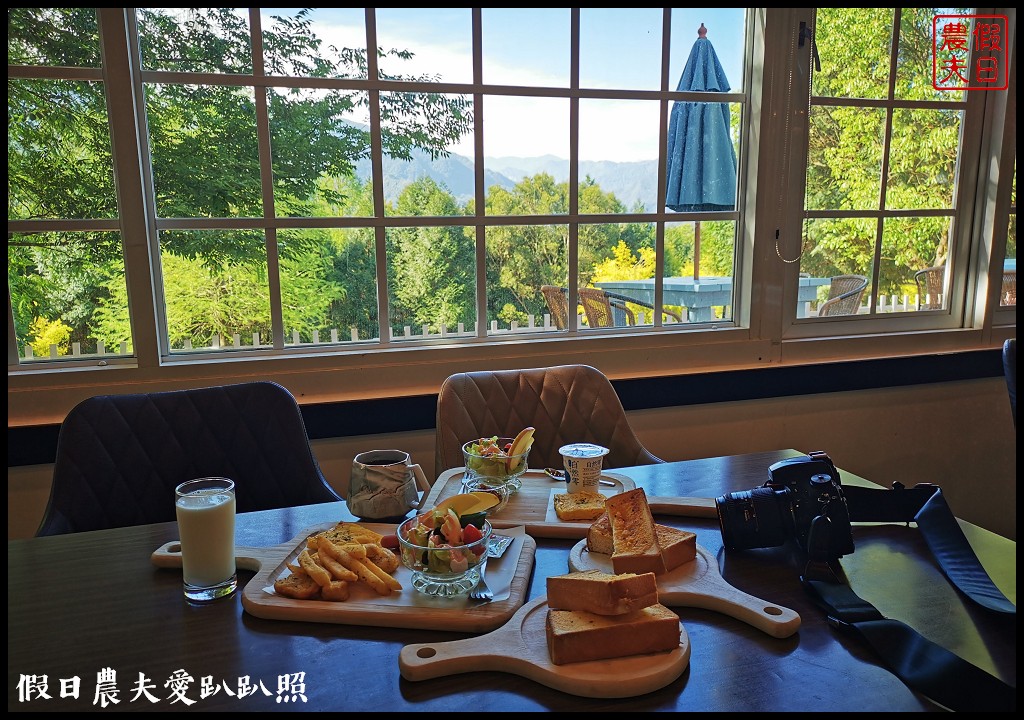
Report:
802,578,1016,712
801,484,1016,712
842,483,1015,615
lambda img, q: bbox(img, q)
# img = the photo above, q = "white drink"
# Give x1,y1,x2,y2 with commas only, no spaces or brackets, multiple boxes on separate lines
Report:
176,485,236,588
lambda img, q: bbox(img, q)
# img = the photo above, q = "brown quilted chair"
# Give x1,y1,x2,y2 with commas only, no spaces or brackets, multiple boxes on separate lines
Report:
434,364,664,481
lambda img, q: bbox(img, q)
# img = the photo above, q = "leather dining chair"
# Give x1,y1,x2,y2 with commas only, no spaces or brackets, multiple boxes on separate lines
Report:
434,364,664,481
36,381,341,536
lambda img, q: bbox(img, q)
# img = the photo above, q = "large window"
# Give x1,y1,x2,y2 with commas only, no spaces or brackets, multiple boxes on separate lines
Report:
783,8,1016,334
8,7,753,362
7,8,1015,420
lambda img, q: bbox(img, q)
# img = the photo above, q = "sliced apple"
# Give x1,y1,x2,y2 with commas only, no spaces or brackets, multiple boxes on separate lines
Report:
506,426,535,472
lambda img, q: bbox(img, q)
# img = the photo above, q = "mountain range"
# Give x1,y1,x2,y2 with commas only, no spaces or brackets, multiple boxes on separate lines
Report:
355,149,660,211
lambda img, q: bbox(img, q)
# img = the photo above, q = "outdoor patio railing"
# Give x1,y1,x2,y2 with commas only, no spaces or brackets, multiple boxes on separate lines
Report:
18,291,993,361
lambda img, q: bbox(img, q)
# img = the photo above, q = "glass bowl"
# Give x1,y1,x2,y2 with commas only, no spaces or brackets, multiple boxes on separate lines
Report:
397,514,492,598
460,474,512,513
462,437,530,492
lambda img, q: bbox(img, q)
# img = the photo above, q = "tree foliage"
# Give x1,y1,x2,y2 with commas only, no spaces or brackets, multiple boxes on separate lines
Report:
804,7,963,294
8,8,990,357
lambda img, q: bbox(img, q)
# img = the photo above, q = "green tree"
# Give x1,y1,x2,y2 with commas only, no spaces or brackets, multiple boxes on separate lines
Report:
482,174,653,324
388,178,475,333
804,8,960,295
8,8,472,352
137,7,473,265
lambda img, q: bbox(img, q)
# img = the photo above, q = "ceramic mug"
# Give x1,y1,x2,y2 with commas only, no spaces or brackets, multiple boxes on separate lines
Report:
348,450,431,520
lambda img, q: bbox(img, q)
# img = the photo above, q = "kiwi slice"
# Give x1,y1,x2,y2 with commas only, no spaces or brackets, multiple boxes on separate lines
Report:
460,511,488,528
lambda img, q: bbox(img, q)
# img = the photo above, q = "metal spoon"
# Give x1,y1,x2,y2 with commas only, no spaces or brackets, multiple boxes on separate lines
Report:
543,467,615,486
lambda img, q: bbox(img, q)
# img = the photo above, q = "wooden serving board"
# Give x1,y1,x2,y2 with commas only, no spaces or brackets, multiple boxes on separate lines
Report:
569,541,801,639
151,522,536,634
426,469,717,539
399,597,690,698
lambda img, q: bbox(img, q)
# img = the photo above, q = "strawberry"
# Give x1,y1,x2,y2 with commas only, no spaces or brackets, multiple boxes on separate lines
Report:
461,522,487,555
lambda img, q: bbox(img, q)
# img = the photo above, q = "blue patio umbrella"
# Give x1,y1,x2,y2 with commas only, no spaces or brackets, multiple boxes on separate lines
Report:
665,23,737,281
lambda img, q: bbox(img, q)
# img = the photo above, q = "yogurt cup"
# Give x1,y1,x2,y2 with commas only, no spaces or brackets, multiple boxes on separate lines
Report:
558,443,610,494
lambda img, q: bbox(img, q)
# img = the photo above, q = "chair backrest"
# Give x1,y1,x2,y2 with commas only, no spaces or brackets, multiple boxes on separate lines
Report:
540,285,569,330
818,274,868,317
434,364,663,480
915,265,946,310
1004,338,1016,428
602,289,683,324
578,287,634,327
36,381,341,536
1001,270,1016,306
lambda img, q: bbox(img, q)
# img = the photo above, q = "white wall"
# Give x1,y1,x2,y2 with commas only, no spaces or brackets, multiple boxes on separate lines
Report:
8,376,1015,541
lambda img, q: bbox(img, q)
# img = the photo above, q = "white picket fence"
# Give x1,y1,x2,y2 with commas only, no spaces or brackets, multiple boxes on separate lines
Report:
19,295,943,361
803,293,938,317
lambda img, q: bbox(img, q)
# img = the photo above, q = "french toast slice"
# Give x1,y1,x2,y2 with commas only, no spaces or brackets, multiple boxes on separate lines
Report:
603,488,665,575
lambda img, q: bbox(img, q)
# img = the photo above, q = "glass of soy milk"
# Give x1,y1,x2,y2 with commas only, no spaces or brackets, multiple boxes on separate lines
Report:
175,477,237,602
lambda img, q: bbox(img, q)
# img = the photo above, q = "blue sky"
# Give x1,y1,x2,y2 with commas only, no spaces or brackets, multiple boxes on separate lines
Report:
265,8,746,163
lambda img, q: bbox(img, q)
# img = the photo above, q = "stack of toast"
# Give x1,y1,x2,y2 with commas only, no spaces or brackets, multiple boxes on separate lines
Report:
545,569,680,665
543,488,698,665
587,487,696,574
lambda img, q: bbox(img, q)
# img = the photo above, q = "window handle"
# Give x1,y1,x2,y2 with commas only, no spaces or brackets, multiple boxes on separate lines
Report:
799,21,822,72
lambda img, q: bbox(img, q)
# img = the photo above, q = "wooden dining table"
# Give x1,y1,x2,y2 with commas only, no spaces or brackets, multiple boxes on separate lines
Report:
7,450,1016,712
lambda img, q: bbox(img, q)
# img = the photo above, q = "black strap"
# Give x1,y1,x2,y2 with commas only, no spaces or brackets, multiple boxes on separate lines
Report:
800,483,1016,711
803,579,1016,712
913,489,1016,614
842,484,1015,615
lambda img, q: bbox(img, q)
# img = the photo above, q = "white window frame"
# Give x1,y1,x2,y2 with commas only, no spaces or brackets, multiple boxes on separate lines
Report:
8,8,1015,427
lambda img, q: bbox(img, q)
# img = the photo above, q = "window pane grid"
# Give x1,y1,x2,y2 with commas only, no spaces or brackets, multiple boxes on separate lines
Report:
797,7,983,323
130,7,751,356
8,8,1012,370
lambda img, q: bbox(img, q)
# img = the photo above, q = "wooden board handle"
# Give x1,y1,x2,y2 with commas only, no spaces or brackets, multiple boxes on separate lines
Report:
151,540,287,574
399,598,691,699
657,582,801,639
568,542,801,639
400,635,533,680
647,495,719,518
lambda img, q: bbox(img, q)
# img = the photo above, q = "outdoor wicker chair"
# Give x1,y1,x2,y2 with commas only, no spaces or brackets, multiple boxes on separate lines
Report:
818,274,868,317
1001,269,1016,306
915,265,946,310
578,287,633,327
540,285,570,329
602,290,683,325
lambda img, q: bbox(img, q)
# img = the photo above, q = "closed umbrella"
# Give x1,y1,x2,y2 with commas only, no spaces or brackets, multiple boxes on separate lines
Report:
665,23,737,281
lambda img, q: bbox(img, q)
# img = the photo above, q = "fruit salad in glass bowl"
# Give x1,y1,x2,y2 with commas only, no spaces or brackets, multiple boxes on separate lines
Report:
397,506,492,598
462,427,535,492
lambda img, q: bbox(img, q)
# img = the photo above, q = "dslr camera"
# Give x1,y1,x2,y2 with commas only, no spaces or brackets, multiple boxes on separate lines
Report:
716,451,854,559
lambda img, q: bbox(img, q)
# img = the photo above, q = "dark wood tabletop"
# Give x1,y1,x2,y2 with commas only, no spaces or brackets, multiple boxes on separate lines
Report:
8,450,1016,712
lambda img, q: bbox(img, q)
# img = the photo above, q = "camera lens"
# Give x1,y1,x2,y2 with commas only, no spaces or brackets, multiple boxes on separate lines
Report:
716,486,794,550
